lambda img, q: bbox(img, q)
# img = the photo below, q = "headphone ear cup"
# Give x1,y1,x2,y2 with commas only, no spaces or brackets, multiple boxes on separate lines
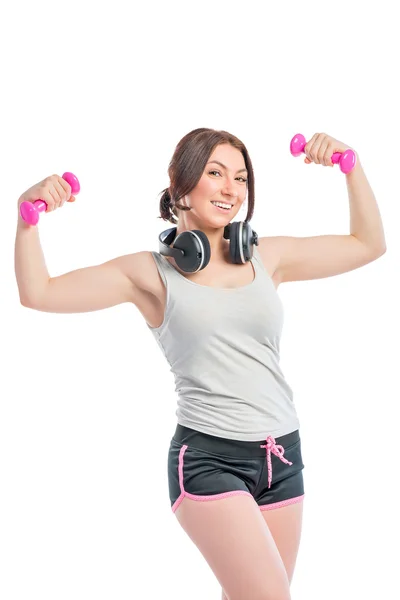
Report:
241,222,255,262
228,221,241,264
193,230,211,269
228,221,255,264
173,229,211,273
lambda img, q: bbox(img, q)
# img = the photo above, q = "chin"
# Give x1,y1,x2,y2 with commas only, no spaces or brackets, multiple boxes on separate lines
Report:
207,217,232,230
209,207,236,221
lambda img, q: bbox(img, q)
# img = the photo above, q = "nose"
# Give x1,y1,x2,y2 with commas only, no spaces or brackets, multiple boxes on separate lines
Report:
222,177,238,197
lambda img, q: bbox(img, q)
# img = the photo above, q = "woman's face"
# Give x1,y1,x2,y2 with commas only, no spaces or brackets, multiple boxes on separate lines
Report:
183,144,248,226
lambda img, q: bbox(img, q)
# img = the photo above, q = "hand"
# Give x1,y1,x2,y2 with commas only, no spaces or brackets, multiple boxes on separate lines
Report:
304,133,352,167
17,174,76,212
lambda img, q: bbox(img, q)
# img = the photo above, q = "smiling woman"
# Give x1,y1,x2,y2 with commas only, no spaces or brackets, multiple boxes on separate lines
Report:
158,128,255,225
15,123,386,600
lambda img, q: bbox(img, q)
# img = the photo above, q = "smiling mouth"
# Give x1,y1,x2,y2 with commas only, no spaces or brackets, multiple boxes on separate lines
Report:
210,201,233,211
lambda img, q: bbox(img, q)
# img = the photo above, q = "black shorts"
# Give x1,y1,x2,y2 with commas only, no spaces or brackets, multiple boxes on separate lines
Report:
168,424,305,513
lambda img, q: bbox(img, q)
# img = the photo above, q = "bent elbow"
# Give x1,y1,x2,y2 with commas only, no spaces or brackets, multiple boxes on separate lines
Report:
19,294,42,310
20,297,36,309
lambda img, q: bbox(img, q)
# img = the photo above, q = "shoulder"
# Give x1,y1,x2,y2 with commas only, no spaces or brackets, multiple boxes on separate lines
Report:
122,250,166,299
256,237,284,284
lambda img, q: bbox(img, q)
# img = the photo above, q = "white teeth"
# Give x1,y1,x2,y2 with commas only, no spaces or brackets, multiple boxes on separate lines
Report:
211,201,232,210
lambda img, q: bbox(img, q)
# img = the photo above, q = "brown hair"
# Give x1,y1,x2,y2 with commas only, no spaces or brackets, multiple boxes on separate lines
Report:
158,128,255,225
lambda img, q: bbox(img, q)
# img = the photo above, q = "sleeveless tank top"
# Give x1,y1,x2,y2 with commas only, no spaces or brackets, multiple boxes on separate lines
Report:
146,244,300,441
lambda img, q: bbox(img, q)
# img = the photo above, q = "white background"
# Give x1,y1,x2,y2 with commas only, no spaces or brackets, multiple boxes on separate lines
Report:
1,1,399,598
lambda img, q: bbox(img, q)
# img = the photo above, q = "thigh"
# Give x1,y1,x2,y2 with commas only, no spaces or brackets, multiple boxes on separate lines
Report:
260,499,304,584
255,437,305,584
175,494,291,600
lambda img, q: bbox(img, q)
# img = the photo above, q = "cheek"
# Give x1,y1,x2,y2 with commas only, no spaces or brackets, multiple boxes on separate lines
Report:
196,177,219,197
239,190,247,205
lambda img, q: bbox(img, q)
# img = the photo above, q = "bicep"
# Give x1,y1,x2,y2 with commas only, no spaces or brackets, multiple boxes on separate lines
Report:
260,235,385,284
26,254,140,313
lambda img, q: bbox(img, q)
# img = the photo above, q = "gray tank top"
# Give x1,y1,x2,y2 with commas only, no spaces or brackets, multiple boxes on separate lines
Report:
147,244,300,441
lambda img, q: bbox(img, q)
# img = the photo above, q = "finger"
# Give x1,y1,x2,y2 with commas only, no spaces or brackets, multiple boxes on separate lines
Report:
318,138,332,166
53,179,69,206
41,188,56,212
57,176,72,202
47,185,61,211
304,157,312,164
310,137,325,164
304,133,320,162
49,178,67,210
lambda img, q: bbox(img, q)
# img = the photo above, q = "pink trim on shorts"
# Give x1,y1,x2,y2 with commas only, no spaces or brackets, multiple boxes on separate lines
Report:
259,494,305,511
171,444,252,513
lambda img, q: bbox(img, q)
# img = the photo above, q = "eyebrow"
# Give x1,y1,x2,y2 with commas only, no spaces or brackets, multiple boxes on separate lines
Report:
207,160,248,174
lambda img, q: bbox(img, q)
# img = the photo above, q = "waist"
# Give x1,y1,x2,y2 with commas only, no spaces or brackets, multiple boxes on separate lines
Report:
172,423,300,458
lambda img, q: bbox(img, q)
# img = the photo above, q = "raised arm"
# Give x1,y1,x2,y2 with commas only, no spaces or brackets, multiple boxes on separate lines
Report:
15,175,146,313
15,217,147,313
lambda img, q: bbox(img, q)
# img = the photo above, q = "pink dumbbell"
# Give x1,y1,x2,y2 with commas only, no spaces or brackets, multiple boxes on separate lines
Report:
290,133,356,174
19,172,81,226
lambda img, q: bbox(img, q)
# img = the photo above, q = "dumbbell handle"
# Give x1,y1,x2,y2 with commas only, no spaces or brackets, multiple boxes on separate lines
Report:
19,172,80,225
290,134,356,174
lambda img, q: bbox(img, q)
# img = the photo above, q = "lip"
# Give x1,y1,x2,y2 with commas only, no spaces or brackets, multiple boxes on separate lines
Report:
210,201,234,210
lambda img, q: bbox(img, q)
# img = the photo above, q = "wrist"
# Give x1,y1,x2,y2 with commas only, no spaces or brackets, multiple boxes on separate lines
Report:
17,203,31,229
345,152,362,178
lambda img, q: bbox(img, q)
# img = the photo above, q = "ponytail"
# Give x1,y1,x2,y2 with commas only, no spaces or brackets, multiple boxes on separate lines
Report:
158,188,191,225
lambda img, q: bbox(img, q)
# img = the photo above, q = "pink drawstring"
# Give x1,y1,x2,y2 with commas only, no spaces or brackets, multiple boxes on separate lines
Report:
260,436,293,489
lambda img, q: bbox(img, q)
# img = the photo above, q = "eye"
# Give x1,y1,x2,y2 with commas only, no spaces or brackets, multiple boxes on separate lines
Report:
209,170,247,183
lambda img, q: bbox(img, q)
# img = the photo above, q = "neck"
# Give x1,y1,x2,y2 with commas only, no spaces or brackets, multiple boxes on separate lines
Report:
175,221,230,263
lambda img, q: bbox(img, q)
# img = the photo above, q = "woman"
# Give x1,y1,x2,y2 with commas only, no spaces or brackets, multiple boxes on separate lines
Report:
15,128,386,600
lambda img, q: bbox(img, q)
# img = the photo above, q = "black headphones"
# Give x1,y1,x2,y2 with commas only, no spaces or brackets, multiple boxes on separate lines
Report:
158,222,259,273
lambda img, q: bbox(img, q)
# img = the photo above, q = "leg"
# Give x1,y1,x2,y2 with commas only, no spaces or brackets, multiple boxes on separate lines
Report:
254,435,305,586
220,500,303,599
175,494,291,600
260,499,304,584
